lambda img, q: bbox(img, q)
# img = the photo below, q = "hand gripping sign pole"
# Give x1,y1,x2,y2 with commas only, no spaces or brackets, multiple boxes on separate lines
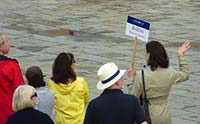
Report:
125,16,150,68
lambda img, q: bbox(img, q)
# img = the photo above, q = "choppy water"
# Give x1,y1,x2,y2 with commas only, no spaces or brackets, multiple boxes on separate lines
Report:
0,0,200,123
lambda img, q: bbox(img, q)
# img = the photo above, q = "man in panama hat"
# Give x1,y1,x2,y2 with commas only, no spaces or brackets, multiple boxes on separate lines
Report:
84,63,147,124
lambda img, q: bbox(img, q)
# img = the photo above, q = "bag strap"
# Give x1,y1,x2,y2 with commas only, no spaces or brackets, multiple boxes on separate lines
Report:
141,70,149,104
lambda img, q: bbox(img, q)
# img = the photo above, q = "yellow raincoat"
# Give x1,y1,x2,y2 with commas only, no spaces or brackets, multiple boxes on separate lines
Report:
48,77,89,124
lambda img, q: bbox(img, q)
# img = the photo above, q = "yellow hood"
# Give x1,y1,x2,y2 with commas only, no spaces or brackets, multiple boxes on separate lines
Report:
48,79,78,95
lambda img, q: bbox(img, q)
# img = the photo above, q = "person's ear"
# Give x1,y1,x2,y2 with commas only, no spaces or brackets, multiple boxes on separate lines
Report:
116,80,120,86
31,97,36,105
116,78,123,86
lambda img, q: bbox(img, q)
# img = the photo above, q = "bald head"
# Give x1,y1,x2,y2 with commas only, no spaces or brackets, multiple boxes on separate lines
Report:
0,33,8,44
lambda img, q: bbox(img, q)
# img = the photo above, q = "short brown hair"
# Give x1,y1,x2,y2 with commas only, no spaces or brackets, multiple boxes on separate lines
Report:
25,66,45,88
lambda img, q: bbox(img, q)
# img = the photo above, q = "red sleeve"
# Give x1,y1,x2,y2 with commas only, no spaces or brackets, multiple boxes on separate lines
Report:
10,60,24,91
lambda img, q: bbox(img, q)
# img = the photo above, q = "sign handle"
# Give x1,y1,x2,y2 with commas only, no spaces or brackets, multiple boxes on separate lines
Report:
131,37,138,69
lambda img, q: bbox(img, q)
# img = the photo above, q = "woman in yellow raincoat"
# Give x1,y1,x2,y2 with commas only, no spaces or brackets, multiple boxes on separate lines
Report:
48,52,89,124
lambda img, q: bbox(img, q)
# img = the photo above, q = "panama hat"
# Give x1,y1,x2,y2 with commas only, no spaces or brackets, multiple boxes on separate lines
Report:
97,63,126,90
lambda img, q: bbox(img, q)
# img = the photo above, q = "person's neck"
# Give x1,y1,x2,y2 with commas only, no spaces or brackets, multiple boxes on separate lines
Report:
107,86,121,90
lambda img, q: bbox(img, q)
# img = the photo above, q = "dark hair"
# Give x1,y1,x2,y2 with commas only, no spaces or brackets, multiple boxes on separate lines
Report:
51,52,76,84
146,41,169,71
27,76,46,88
25,66,45,88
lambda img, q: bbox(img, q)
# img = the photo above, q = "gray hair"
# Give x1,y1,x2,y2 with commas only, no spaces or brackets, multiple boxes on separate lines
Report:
12,85,36,112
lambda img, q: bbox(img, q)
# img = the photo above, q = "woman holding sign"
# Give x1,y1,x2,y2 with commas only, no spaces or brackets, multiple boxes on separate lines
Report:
128,41,191,124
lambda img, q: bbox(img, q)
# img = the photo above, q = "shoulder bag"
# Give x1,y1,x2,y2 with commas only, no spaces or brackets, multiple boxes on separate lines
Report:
140,69,152,124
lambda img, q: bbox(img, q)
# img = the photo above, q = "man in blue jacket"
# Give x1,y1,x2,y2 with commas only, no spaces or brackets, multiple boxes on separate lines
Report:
84,63,147,124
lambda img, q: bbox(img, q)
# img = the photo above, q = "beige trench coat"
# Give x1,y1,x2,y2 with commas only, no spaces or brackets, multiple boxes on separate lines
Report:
128,56,190,124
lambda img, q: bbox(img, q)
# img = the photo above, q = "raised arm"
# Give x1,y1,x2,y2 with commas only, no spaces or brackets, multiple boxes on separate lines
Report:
173,41,191,83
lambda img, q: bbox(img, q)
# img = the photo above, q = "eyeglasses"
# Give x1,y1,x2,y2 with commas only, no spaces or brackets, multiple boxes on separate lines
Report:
31,92,37,99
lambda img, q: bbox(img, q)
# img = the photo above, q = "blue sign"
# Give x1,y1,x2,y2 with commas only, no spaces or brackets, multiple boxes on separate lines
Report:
125,16,151,42
127,16,150,30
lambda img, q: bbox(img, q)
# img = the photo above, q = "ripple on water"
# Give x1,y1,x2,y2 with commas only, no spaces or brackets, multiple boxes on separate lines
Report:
16,46,47,52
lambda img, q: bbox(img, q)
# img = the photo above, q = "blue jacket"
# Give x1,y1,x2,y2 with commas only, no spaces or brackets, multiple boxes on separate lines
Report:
7,108,54,124
84,89,146,124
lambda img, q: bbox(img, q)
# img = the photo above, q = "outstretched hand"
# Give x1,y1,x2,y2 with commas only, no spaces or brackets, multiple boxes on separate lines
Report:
177,41,191,56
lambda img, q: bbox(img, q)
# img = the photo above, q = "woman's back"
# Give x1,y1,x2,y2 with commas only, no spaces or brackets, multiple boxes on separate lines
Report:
25,66,55,120
48,77,89,124
35,87,55,120
131,57,189,124
128,41,191,124
135,67,176,124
